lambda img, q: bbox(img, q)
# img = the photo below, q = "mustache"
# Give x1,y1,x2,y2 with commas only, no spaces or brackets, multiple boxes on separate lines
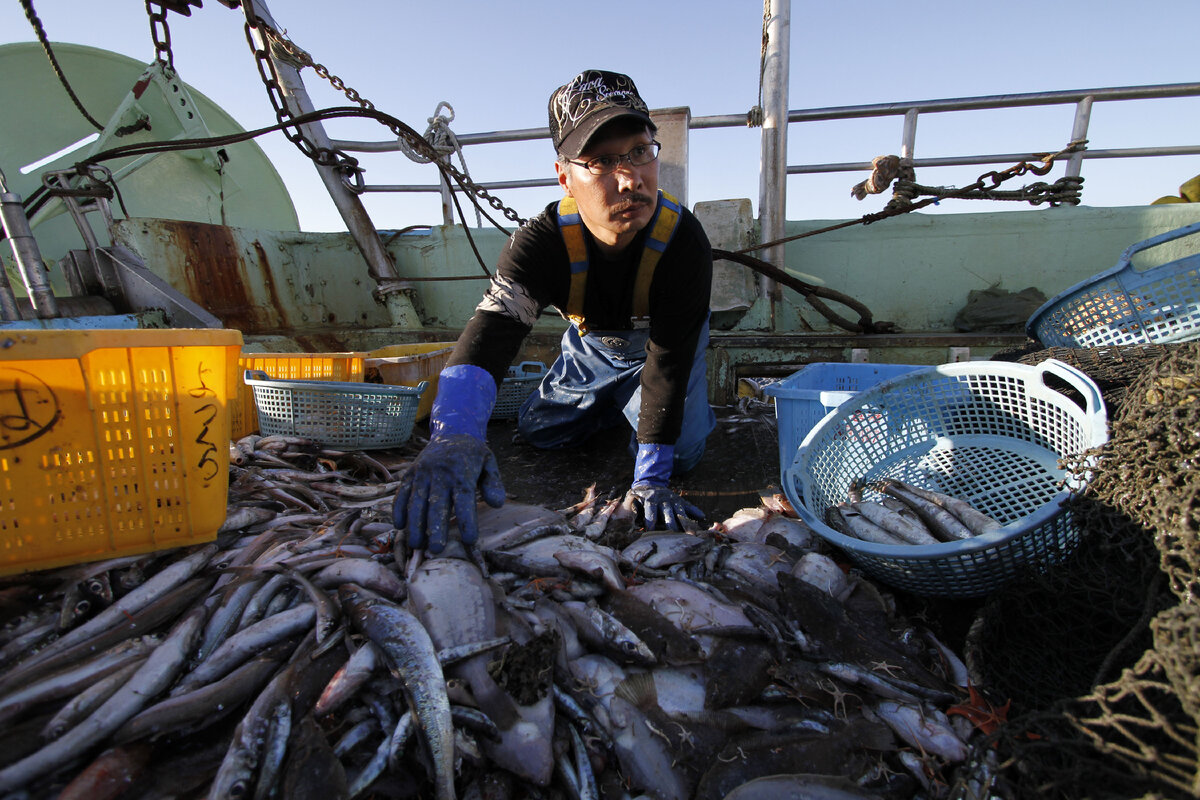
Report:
614,193,655,212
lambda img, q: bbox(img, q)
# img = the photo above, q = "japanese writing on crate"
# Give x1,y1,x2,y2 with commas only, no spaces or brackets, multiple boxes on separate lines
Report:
0,368,61,450
188,362,222,483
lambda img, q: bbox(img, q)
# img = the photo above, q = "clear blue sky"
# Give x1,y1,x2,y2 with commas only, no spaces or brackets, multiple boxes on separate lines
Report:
3,0,1198,232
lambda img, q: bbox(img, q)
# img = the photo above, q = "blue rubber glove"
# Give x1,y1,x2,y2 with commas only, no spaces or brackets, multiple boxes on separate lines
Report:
393,365,506,553
628,443,704,531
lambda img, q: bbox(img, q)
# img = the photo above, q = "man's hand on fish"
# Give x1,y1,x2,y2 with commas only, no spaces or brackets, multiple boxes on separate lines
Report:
627,483,704,532
392,433,505,553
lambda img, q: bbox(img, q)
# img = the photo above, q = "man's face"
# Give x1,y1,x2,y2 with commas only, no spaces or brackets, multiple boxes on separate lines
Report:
555,126,658,252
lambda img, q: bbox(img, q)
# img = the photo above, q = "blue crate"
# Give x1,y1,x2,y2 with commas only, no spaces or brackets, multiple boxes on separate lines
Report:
1027,220,1200,348
762,362,927,482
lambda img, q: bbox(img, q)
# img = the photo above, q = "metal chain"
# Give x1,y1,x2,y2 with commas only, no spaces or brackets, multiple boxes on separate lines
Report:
242,16,526,226
892,176,1084,206
739,140,1090,254
20,0,104,130
145,2,175,70
888,140,1088,210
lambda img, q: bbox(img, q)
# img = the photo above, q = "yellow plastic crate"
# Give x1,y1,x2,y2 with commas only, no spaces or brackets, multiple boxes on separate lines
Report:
232,352,367,439
366,342,455,421
0,328,243,576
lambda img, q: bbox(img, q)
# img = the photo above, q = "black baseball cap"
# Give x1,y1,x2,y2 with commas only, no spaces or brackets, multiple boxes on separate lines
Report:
548,69,657,159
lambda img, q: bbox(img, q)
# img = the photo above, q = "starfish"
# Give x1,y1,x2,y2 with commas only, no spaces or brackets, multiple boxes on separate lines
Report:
946,683,1011,735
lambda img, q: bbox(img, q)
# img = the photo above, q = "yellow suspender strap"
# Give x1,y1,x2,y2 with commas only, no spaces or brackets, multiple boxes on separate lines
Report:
557,196,589,333
631,190,682,326
556,190,683,333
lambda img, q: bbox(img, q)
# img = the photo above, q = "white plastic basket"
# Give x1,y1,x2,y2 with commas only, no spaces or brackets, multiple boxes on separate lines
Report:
1027,220,1200,348
785,359,1109,598
244,369,427,450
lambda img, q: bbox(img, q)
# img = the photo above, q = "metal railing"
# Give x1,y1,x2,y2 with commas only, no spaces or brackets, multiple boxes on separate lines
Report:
329,81,1200,225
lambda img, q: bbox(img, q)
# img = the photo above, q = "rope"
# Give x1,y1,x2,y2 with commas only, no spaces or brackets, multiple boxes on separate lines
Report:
20,0,105,131
394,102,482,228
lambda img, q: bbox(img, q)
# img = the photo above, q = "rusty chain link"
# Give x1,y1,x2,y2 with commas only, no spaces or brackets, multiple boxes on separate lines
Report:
20,0,105,130
242,13,527,226
145,2,175,70
740,140,1090,255
888,140,1088,210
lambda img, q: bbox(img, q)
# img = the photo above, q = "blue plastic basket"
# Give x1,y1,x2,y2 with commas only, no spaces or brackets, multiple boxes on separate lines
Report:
1027,220,1200,348
762,362,926,482
492,361,547,420
785,359,1109,598
244,369,426,450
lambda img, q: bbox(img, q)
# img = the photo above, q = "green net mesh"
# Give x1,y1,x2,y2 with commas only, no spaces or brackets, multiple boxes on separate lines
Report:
954,342,1200,799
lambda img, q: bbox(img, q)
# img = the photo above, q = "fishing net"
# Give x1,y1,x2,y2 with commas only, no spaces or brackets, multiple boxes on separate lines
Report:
959,342,1200,799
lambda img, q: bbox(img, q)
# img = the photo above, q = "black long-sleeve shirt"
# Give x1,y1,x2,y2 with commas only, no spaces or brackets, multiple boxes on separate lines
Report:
448,198,712,444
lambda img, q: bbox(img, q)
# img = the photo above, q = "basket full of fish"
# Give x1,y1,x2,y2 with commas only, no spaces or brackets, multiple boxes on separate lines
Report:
0,433,996,800
785,359,1109,598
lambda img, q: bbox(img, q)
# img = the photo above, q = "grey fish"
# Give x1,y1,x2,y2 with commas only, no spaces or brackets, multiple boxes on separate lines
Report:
0,635,157,726
0,605,206,793
886,478,1005,536
4,544,216,680
266,562,341,644
408,556,556,787
115,639,293,744
42,659,146,742
790,551,851,600
312,558,407,600
720,542,794,591
507,535,626,578
0,576,214,693
554,548,627,592
826,504,906,545
693,717,894,800
872,699,969,762
315,641,383,718
720,773,885,799
209,663,294,800
340,583,456,800
752,514,818,550
621,532,713,569
561,600,657,666
851,500,941,545
879,480,975,541
624,579,753,660
474,501,573,551
219,505,281,534
566,653,690,800
601,590,704,666
173,603,315,695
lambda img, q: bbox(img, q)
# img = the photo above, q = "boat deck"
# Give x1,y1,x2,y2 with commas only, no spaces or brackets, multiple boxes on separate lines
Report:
459,399,781,524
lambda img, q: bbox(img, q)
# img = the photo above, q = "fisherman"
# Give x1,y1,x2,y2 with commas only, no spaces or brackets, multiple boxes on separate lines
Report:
393,68,716,553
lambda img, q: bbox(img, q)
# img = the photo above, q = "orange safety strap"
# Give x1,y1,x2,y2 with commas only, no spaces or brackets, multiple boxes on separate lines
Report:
555,190,682,335
630,190,682,328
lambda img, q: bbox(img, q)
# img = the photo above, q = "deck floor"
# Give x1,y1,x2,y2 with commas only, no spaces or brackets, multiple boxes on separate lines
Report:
460,399,783,522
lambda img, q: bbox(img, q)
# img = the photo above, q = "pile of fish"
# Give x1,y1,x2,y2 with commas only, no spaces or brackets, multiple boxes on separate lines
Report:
0,434,994,800
827,479,1004,546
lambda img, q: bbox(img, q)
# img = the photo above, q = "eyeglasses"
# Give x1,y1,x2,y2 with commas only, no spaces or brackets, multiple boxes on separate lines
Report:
567,141,661,175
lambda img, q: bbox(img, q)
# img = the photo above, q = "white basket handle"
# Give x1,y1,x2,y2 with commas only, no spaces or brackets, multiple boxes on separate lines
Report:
1033,358,1108,442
